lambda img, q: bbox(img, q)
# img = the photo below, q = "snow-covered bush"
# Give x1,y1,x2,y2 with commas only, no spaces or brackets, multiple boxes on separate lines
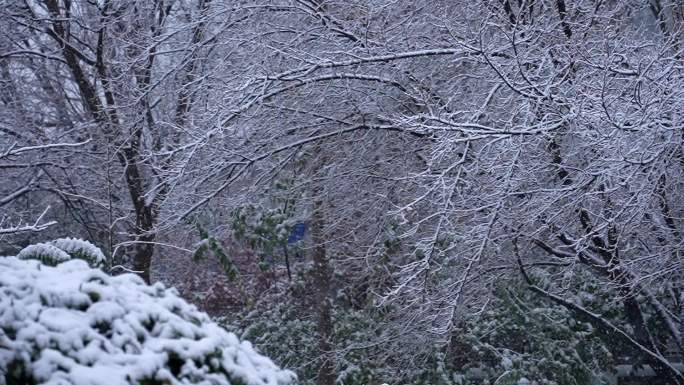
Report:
230,270,448,385
449,281,616,385
16,243,71,266
0,256,296,385
16,238,107,268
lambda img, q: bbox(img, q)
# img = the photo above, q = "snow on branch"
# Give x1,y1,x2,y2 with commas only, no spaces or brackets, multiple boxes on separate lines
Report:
0,206,56,235
0,139,91,160
517,257,684,384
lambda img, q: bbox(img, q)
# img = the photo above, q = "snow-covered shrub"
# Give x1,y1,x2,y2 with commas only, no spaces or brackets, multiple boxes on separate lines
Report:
16,238,107,268
48,238,107,268
16,243,71,266
449,281,616,385
236,296,455,385
0,256,296,385
230,270,621,385
231,269,447,385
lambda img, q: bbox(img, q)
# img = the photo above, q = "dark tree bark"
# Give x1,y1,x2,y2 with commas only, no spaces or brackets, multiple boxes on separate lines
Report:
311,152,336,385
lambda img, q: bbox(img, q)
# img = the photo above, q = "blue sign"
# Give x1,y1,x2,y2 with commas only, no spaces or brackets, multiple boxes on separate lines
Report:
288,222,306,244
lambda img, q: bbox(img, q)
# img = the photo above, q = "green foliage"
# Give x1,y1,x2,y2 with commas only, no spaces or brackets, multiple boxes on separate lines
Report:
226,272,629,385
381,223,402,262
191,176,301,280
239,303,397,385
231,205,298,270
193,224,238,280
451,281,617,385
227,269,456,385
5,359,36,385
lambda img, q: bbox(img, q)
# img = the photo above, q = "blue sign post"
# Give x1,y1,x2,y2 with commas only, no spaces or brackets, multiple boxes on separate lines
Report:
283,222,306,281
288,222,306,244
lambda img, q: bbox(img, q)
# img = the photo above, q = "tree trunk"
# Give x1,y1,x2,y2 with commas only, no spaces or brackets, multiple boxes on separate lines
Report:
125,148,156,284
311,166,335,385
132,232,154,284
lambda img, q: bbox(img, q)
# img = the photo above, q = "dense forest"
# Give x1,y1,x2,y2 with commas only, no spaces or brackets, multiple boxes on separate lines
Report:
0,0,683,384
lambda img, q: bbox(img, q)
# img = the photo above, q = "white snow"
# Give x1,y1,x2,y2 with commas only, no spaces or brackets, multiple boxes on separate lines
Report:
0,257,296,385
49,238,107,267
16,238,107,268
17,243,71,264
500,356,513,370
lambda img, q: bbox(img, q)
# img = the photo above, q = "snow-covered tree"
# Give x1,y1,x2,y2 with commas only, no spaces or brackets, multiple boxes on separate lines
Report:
2,0,683,382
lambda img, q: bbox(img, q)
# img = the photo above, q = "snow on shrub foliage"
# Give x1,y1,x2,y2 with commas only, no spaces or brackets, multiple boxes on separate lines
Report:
16,238,107,268
16,243,72,266
0,256,296,385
